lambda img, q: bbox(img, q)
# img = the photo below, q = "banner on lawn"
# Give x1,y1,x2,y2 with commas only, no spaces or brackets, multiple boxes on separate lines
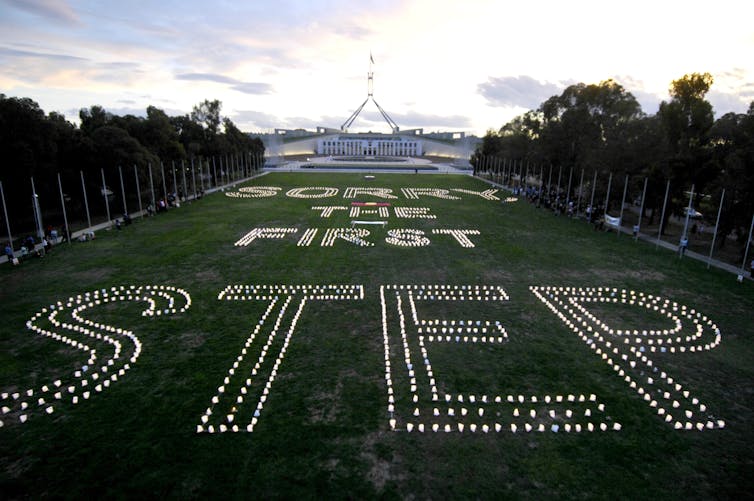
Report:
605,215,621,227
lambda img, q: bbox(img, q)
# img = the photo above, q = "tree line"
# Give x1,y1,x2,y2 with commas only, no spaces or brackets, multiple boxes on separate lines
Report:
0,96,265,233
474,73,754,248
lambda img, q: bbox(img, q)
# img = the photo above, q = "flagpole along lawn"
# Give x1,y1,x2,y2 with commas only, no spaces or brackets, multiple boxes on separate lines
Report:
0,172,752,498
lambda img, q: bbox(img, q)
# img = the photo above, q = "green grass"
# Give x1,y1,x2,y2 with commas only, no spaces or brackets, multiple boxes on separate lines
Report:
1,172,752,499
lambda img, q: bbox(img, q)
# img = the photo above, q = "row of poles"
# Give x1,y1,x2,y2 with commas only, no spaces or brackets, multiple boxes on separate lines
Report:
1,151,265,247
476,155,754,276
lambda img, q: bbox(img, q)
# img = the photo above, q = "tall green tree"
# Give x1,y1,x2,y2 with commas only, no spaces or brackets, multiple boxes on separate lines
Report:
191,99,222,136
538,79,643,176
658,72,716,227
705,104,754,248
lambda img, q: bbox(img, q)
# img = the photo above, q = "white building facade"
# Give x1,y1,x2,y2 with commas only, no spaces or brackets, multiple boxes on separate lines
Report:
317,135,422,157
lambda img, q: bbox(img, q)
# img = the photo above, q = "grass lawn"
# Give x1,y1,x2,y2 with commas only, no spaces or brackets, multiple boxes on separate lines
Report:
1,172,752,499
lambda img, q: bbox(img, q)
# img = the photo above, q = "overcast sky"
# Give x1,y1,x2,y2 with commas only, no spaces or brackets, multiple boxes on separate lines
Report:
1,0,753,136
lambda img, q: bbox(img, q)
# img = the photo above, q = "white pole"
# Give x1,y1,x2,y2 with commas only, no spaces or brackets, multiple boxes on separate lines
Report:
681,184,695,244
134,165,143,217
191,158,197,199
181,159,188,201
556,165,563,196
161,162,168,201
118,166,128,215
101,168,111,225
740,213,754,276
604,172,613,216
656,180,670,248
171,160,178,201
199,159,205,192
0,181,13,247
57,173,70,244
576,168,585,217
565,167,574,213
707,189,725,269
589,170,597,218
636,177,648,240
148,163,156,208
31,177,44,240
80,170,91,229
618,175,629,237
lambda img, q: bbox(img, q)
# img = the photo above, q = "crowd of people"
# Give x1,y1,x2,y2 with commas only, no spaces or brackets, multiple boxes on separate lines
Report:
511,184,608,229
4,233,57,264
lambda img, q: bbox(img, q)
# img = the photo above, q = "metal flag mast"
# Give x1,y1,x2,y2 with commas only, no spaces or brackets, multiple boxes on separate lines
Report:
341,53,399,133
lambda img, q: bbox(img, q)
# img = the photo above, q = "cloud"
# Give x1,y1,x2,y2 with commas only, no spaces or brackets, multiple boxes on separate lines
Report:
739,83,754,98
629,90,662,115
232,82,274,95
3,0,79,25
0,46,87,62
351,109,471,130
390,110,471,129
175,73,237,85
332,23,372,39
232,110,350,131
175,72,273,95
231,110,282,130
609,75,664,114
478,76,563,109
708,90,750,116
0,46,148,86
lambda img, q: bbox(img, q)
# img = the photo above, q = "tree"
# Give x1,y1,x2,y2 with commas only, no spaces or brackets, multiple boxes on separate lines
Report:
141,106,185,160
172,115,206,158
88,126,158,172
658,73,716,229
706,105,754,248
79,105,112,135
537,80,643,175
190,99,222,136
